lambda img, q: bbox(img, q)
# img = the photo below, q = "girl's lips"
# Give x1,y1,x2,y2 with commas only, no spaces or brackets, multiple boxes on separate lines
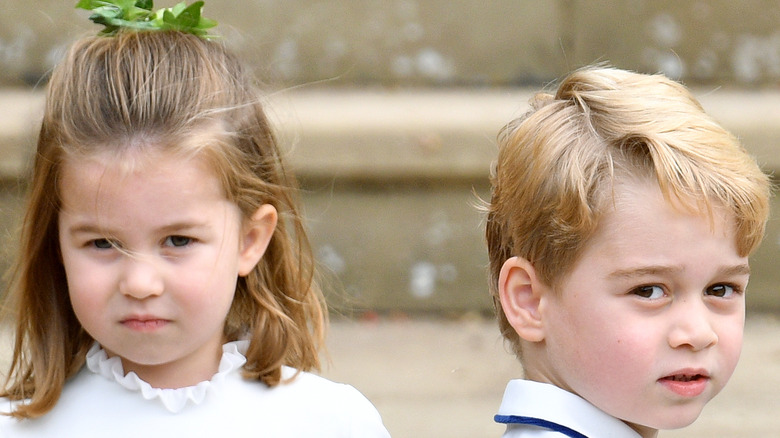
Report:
120,317,170,332
658,371,710,397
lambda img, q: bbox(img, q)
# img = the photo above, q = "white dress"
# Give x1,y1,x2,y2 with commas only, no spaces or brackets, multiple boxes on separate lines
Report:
0,341,391,437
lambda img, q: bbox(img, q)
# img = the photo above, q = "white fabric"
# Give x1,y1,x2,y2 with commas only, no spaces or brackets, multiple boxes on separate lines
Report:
496,379,641,438
0,341,390,438
84,341,248,413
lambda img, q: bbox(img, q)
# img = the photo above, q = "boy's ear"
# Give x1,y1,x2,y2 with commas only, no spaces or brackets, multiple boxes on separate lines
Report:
237,204,278,277
498,256,547,343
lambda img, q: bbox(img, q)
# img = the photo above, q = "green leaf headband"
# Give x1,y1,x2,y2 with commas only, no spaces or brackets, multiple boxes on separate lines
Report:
76,0,218,38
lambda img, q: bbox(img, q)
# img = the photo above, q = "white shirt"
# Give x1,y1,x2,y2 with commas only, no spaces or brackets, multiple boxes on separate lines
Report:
495,379,641,438
0,341,390,438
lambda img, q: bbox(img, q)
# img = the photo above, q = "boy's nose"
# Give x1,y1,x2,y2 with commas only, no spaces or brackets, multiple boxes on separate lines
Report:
667,298,718,351
119,255,164,299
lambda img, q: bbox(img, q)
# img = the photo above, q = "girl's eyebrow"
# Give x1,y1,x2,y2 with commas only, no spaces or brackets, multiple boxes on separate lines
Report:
66,221,209,235
156,222,210,235
65,222,108,235
608,263,751,279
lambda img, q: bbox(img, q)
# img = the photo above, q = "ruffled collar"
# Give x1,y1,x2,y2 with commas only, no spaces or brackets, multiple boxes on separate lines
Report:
85,340,248,413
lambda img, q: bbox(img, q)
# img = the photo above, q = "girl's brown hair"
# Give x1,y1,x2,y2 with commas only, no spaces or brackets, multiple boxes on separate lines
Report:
1,30,325,418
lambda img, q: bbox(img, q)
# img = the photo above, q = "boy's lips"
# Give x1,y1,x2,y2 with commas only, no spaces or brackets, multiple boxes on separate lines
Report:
658,369,710,397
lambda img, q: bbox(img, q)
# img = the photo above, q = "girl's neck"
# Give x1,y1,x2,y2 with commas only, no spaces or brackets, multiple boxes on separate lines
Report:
108,340,225,389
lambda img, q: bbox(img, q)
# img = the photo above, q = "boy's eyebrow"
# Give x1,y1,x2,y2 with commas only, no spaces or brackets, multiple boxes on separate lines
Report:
608,265,683,279
608,263,751,279
718,263,752,276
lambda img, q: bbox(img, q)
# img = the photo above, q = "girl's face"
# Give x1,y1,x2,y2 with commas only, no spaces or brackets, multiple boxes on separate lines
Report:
58,149,275,388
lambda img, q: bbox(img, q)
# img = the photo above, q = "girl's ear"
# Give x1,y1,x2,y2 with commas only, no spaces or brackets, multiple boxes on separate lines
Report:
237,204,278,277
498,256,548,343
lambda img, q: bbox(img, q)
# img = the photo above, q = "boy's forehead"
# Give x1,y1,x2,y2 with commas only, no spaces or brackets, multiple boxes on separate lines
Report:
595,178,738,246
554,177,747,295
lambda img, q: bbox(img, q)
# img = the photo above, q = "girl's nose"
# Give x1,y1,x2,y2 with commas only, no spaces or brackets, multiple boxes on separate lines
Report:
667,298,719,351
119,255,164,299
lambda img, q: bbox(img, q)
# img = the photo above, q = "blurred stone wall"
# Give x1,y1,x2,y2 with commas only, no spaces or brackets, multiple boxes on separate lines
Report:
3,89,779,313
2,0,780,87
1,1,779,314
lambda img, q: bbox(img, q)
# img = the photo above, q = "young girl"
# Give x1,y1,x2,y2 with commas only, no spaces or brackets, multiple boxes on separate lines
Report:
0,4,389,437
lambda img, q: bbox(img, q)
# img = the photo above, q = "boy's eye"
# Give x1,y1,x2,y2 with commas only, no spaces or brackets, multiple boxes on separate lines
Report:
632,285,665,299
165,235,192,247
706,284,737,298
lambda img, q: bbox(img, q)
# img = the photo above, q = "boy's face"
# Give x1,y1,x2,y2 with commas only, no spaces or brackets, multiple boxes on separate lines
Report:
532,179,747,435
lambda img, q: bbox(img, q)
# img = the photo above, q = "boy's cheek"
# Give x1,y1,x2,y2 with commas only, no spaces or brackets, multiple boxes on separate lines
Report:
717,321,744,370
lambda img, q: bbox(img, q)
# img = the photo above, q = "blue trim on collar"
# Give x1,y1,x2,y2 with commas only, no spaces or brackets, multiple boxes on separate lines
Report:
495,415,589,438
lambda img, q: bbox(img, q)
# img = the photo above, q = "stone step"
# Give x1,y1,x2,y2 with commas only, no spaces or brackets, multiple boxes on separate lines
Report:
4,88,780,180
1,88,780,312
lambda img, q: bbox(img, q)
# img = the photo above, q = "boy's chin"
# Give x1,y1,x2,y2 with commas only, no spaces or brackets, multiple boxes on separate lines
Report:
626,407,704,436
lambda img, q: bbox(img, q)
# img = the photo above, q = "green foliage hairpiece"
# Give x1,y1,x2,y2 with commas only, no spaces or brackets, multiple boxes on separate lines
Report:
76,0,218,38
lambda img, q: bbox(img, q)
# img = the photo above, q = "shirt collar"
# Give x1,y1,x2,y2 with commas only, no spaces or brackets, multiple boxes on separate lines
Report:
496,379,642,438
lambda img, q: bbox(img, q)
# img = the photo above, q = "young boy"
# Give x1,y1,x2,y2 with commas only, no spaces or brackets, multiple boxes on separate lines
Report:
484,66,770,438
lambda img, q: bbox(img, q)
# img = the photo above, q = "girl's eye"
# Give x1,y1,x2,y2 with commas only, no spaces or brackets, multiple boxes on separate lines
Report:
92,239,115,249
707,284,738,298
632,285,665,299
165,235,192,247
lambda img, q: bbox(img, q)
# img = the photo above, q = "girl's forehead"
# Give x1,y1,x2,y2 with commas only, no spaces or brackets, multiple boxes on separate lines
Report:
58,148,229,209
62,146,212,180
58,148,232,215
59,119,234,188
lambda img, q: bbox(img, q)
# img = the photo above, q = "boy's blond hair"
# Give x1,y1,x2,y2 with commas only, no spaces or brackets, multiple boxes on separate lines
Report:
485,66,771,359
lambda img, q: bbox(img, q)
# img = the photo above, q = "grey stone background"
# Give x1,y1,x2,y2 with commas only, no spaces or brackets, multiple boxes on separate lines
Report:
1,1,780,314
3,1,780,87
2,3,780,437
